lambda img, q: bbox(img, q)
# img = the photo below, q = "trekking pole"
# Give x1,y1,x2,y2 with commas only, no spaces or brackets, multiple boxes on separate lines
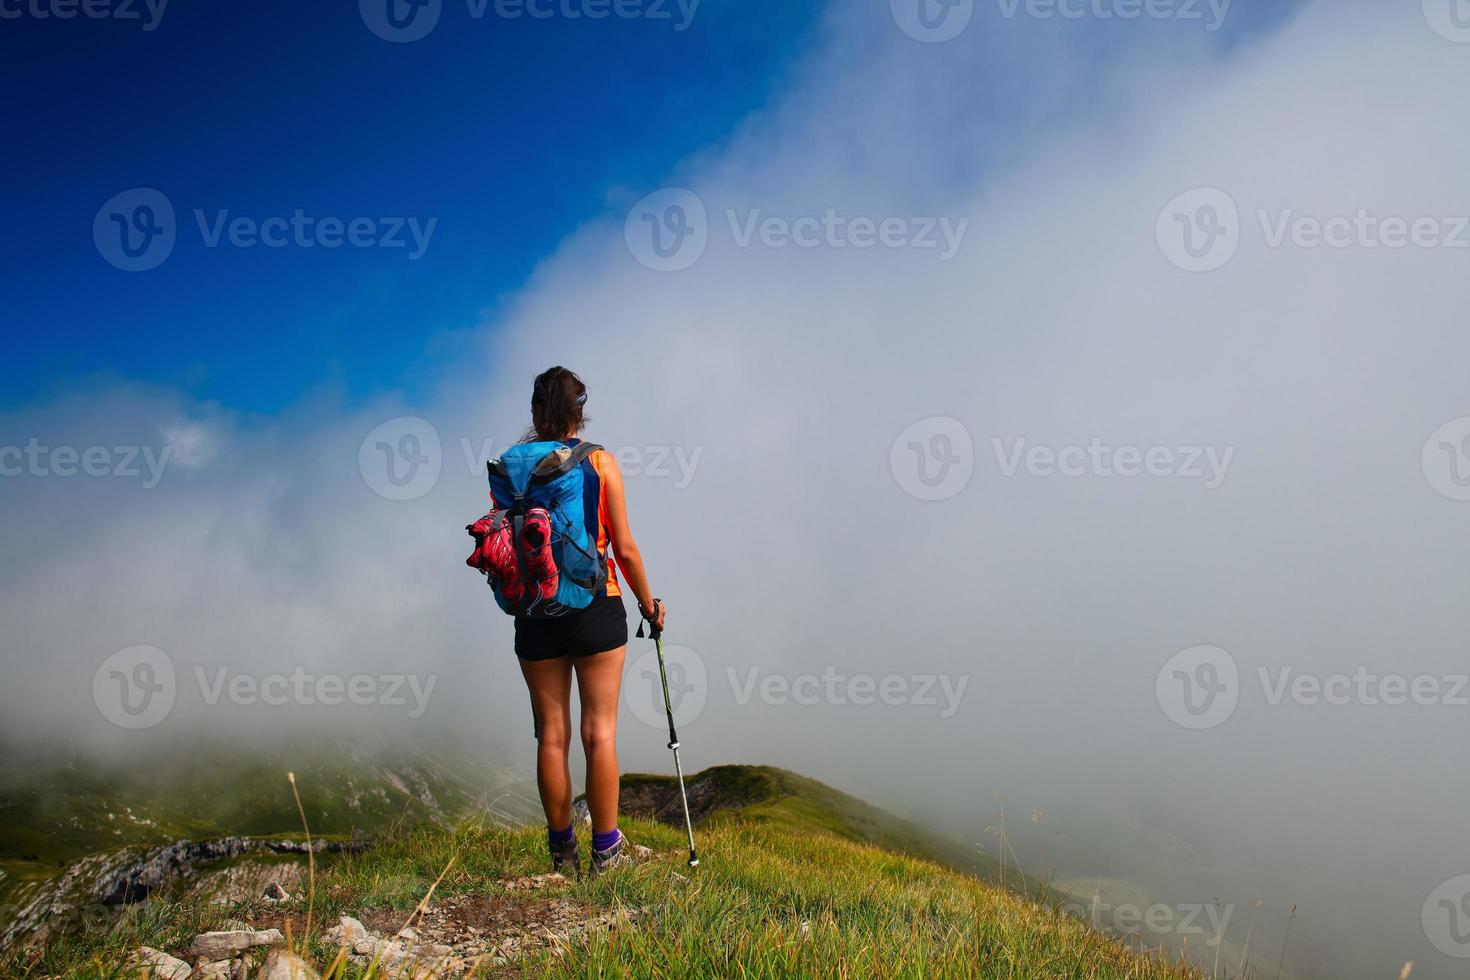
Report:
637,599,698,868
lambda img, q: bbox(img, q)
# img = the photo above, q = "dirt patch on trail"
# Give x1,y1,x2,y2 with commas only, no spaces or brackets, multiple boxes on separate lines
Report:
252,873,636,975
360,886,611,951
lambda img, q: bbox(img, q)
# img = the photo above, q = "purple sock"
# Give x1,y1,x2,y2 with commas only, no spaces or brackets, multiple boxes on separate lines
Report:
592,828,621,852
548,823,575,848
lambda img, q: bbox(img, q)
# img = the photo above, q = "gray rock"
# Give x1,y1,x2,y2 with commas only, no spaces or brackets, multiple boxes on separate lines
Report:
322,915,371,948
257,948,320,980
130,946,191,980
188,927,284,961
189,960,249,980
261,881,290,901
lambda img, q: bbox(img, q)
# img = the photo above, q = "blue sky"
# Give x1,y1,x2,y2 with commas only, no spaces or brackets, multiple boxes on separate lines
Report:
2,0,821,413
1,0,1302,418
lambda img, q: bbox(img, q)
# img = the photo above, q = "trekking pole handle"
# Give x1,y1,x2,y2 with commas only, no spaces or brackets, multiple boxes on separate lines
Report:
636,598,663,640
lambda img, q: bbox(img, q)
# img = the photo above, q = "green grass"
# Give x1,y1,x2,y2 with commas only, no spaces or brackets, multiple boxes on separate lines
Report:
3,766,1205,979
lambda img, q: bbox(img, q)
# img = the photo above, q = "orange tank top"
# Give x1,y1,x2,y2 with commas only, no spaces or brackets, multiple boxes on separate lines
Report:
584,445,620,598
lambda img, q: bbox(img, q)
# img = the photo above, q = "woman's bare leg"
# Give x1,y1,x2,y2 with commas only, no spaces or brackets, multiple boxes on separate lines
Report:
573,645,626,836
519,655,575,830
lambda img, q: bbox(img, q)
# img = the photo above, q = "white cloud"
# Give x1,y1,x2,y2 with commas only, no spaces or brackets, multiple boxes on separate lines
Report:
4,2,1469,974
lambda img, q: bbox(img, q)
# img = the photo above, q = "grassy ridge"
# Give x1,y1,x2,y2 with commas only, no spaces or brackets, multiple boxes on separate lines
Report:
4,765,1203,978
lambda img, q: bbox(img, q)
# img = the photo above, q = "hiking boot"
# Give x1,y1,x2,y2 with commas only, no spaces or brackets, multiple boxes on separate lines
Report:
521,507,559,600
590,836,654,877
550,838,581,880
468,511,523,602
591,835,633,877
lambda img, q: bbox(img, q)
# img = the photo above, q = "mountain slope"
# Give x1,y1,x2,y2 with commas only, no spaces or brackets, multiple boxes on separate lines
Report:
2,764,1203,979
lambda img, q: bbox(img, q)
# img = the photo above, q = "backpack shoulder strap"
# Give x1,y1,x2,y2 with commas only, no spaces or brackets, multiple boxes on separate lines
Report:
530,442,603,484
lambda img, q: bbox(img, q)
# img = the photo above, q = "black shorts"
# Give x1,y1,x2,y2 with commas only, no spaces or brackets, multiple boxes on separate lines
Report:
515,596,628,662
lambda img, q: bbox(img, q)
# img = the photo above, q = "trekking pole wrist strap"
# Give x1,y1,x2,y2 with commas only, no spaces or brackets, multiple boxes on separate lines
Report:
635,598,662,639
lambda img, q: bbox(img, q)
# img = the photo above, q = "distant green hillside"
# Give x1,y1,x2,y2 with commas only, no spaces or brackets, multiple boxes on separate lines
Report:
0,739,536,910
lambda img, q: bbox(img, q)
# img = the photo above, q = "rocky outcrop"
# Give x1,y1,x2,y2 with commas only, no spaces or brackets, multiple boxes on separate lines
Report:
96,837,364,906
0,837,364,951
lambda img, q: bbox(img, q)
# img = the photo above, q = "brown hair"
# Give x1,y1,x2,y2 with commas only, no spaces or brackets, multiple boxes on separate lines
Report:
526,366,589,442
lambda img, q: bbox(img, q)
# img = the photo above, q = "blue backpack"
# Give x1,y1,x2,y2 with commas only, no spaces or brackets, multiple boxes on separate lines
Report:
481,441,607,618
